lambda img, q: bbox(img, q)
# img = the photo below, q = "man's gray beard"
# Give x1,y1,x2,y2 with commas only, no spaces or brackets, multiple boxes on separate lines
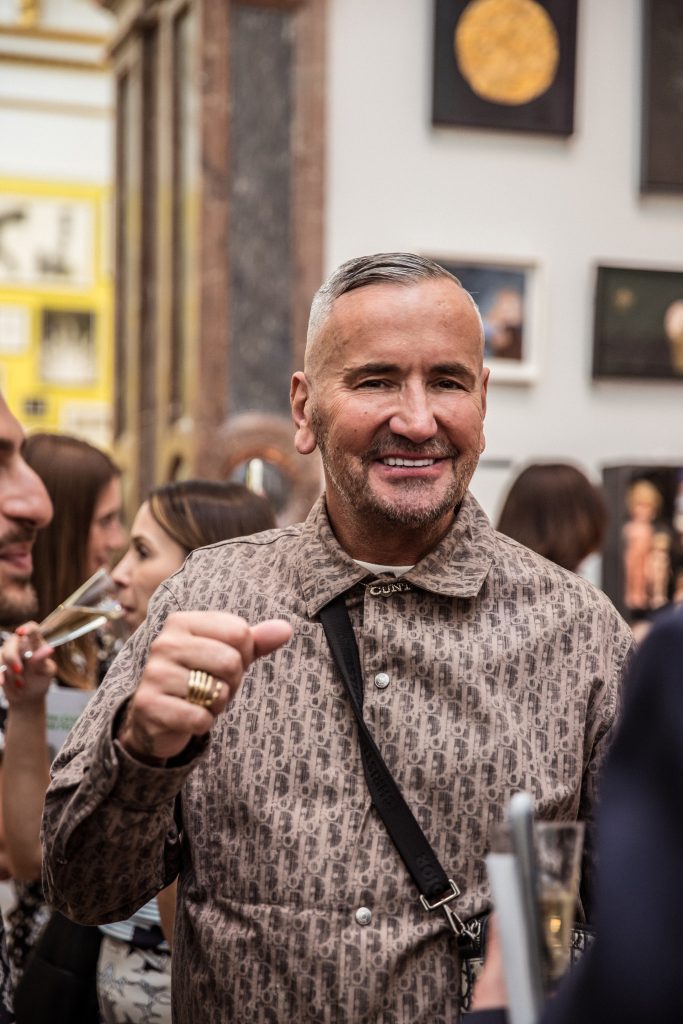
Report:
325,458,477,528
312,417,478,529
0,582,38,631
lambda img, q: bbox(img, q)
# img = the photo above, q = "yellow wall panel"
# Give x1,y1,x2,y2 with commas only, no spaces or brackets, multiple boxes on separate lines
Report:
0,178,113,448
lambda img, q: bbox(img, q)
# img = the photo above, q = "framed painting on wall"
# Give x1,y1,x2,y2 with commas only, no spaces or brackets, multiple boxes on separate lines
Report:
432,0,578,135
430,256,539,383
641,0,683,193
0,194,94,288
592,265,683,380
602,464,683,627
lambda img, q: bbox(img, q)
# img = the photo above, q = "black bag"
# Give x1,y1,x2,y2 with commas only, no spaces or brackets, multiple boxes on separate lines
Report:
13,912,102,1024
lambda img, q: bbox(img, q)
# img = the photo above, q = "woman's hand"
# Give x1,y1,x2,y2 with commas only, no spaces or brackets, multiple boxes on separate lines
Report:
471,914,509,1011
1,623,56,705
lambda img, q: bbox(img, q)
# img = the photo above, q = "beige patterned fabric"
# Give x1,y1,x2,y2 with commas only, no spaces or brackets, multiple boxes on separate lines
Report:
42,494,633,1023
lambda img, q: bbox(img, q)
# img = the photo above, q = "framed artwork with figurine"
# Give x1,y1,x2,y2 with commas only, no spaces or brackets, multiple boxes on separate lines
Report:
602,465,683,629
592,265,683,381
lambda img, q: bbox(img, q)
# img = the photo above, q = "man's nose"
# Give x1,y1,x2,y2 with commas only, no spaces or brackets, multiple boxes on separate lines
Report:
388,387,437,443
3,461,53,529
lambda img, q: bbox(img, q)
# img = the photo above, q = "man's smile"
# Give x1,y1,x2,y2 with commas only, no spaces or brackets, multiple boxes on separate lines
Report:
380,457,437,467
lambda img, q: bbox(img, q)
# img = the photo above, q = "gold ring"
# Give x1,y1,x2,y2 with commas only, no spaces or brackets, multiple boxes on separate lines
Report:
209,676,222,705
186,669,218,709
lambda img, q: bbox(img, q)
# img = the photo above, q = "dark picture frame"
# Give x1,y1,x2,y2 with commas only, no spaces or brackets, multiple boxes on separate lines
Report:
592,265,683,381
641,0,683,193
602,464,683,625
432,0,578,135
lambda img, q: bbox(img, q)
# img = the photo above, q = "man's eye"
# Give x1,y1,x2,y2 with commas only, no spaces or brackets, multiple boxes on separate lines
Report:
358,379,389,389
435,379,463,390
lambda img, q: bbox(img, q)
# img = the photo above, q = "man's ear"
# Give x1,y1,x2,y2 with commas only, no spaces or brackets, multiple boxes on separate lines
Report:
478,367,490,454
290,372,317,455
480,367,490,420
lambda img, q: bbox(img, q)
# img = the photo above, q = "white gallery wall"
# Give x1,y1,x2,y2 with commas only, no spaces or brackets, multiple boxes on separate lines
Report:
326,0,683,520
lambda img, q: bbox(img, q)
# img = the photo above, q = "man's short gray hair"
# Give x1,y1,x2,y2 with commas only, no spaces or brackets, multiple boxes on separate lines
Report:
307,252,483,350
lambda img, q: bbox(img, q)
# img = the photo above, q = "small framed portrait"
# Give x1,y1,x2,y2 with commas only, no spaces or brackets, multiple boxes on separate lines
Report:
592,265,683,381
602,464,683,627
431,256,538,383
432,0,578,135
40,308,97,385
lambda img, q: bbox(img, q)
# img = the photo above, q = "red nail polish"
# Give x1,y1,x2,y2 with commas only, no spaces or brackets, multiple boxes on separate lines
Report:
12,663,22,674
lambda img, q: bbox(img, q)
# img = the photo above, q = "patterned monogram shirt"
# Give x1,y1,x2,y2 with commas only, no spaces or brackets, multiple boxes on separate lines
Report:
43,494,633,1023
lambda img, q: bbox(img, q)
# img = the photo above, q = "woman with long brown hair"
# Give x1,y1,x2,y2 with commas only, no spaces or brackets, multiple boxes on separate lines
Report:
496,463,608,575
22,432,125,688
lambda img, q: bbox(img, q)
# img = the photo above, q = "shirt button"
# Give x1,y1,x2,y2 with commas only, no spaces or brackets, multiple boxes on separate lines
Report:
374,672,390,690
355,907,372,926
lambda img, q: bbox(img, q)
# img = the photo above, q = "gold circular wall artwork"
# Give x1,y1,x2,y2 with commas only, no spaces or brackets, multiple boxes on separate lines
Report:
454,0,560,106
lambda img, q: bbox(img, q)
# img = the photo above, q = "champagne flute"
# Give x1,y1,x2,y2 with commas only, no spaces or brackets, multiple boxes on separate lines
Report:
0,568,123,673
535,821,585,983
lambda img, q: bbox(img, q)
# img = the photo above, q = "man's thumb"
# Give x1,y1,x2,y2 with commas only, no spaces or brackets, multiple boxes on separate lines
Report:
251,619,293,659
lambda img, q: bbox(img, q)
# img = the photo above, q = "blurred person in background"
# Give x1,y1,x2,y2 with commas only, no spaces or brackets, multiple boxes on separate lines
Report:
22,432,125,688
496,463,608,576
0,392,53,1022
2,479,275,1024
470,605,683,1024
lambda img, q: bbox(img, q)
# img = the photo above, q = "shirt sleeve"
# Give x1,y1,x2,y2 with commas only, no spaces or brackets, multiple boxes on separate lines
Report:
41,584,207,926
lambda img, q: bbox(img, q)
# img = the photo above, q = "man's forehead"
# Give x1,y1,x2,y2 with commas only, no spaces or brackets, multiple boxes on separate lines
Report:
305,276,482,379
331,281,481,347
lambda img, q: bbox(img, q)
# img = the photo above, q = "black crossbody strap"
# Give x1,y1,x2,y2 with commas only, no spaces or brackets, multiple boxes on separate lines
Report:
320,593,473,936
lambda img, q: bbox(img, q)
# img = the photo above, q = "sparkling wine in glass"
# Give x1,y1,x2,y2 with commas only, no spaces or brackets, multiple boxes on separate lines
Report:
25,568,124,654
535,822,585,983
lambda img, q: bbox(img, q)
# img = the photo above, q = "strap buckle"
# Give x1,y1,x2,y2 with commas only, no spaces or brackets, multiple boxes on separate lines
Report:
420,879,479,941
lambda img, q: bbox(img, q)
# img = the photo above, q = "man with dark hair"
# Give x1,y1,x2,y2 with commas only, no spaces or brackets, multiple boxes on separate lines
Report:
0,395,52,628
43,254,633,1023
0,391,53,1022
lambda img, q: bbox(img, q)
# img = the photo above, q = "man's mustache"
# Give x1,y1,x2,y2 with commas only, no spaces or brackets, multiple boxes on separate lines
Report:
365,436,458,460
0,525,39,550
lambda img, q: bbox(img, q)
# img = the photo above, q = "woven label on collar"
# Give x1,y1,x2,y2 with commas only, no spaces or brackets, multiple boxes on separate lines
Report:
366,579,413,596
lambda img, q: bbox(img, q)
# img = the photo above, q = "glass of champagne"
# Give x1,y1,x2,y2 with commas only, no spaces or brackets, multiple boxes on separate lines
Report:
535,821,585,983
4,569,124,669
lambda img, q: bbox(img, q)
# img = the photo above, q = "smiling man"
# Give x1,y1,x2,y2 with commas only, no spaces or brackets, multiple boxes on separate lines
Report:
0,394,52,628
0,391,52,1023
43,254,633,1023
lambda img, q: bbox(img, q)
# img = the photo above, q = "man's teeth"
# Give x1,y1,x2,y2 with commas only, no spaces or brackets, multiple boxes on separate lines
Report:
382,457,435,467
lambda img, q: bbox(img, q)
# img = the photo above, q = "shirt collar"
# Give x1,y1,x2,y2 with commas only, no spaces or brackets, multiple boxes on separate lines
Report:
296,492,495,617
